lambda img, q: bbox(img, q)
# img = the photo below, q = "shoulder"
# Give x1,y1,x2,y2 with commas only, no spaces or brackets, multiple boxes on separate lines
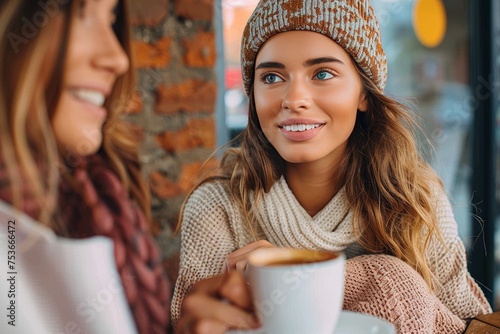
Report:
181,178,240,227
429,184,459,238
185,179,233,209
429,184,454,217
180,179,245,249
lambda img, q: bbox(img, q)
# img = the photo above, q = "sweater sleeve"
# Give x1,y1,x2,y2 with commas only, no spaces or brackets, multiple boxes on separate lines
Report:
170,181,240,324
426,190,492,319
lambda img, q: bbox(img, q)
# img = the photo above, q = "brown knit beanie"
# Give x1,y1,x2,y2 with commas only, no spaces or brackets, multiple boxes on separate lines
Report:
241,0,387,94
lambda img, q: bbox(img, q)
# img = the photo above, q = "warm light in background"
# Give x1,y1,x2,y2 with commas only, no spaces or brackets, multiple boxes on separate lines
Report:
412,0,447,48
222,0,259,66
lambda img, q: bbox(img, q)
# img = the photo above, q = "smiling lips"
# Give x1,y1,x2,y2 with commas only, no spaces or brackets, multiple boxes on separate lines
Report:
278,122,325,141
280,123,323,132
71,89,106,107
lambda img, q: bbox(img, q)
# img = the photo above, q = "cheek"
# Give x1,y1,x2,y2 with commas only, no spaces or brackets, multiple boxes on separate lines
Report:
253,89,267,115
254,88,280,116
255,104,276,137
321,89,361,117
51,97,103,156
51,107,76,152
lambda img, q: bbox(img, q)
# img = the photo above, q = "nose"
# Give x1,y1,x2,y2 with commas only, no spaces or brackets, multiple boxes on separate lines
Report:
93,26,129,76
281,79,312,111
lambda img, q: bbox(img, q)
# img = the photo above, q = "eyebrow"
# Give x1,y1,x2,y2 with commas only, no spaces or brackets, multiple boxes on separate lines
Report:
255,61,285,70
255,57,345,70
304,57,345,67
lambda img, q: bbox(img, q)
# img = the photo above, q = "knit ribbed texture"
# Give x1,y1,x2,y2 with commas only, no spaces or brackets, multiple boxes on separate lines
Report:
344,255,466,333
171,177,491,330
58,156,171,334
241,0,387,94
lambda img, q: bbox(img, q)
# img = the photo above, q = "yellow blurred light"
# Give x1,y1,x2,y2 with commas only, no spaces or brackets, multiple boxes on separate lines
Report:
412,0,447,48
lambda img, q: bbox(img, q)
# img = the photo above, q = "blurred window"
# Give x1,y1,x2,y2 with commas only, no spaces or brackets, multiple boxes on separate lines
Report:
372,0,474,245
222,0,258,138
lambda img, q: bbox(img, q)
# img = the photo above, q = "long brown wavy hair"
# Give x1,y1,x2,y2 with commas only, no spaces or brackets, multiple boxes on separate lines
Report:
0,0,151,233
182,59,445,290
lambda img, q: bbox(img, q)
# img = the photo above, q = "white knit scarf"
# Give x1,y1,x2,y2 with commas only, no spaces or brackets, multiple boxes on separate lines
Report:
256,176,361,255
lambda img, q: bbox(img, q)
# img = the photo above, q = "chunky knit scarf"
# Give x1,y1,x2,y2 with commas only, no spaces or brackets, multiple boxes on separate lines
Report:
0,155,171,333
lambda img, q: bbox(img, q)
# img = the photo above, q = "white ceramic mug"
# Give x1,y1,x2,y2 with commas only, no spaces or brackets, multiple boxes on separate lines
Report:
247,248,345,334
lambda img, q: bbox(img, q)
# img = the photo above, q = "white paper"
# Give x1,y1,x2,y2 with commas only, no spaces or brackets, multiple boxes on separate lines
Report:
0,200,137,334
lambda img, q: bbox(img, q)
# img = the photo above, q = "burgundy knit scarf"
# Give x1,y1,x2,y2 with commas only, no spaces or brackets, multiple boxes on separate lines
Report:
0,155,171,333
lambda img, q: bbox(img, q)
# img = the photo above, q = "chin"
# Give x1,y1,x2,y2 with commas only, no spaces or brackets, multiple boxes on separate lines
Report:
60,135,103,158
79,144,102,156
278,148,311,160
77,138,103,156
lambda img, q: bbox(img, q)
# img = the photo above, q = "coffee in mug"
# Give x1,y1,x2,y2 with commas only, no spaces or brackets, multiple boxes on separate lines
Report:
247,248,345,334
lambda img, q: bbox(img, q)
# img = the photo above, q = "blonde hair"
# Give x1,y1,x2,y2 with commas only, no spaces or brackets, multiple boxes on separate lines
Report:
182,61,444,290
342,67,444,289
0,0,151,232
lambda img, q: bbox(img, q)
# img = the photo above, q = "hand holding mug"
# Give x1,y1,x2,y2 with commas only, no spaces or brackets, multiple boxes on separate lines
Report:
176,271,259,334
224,240,275,274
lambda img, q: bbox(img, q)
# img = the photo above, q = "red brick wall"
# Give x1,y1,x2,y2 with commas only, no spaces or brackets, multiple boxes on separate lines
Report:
128,0,217,285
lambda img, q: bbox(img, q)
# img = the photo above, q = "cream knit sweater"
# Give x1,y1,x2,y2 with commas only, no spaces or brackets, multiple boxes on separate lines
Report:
171,177,491,331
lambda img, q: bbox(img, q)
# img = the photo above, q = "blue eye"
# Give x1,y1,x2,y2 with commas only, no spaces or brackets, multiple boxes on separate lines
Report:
314,71,334,80
263,74,283,84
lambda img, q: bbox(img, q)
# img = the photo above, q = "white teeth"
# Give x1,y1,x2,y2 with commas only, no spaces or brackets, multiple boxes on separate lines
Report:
282,124,322,132
72,89,105,107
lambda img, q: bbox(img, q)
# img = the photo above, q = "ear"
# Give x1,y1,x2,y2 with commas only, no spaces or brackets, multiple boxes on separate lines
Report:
358,91,368,112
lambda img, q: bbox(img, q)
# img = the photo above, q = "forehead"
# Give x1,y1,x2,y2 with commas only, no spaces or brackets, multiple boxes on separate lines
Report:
255,31,352,64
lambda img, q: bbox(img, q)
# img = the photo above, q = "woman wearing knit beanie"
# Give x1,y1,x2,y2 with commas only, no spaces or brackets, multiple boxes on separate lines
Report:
174,0,492,333
0,1,170,333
